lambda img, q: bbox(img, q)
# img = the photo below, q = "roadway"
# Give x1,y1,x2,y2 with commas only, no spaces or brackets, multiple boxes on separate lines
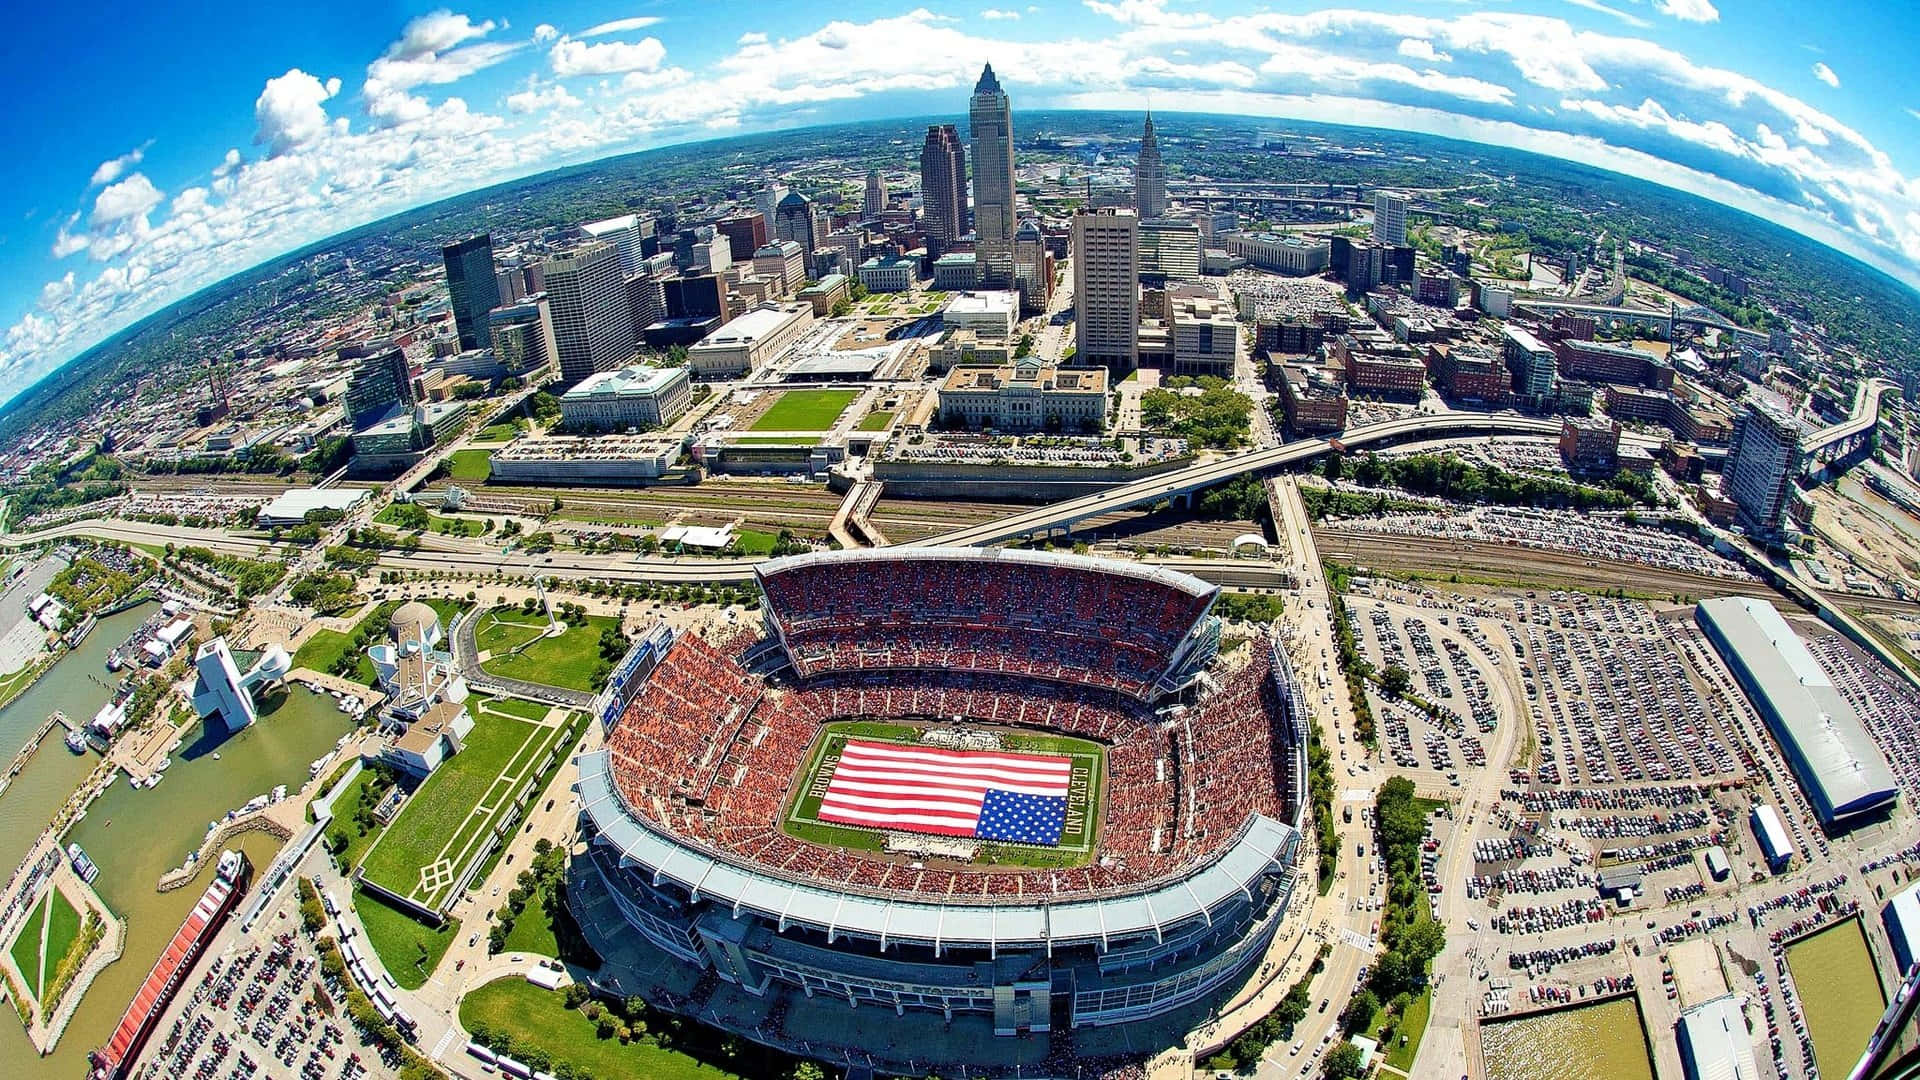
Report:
1805,376,1900,455
917,413,1569,548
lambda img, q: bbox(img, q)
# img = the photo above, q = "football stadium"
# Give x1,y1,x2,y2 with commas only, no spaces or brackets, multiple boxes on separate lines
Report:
571,549,1309,1075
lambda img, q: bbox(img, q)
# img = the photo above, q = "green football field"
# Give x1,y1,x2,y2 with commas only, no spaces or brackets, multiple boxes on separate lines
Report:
782,721,1104,869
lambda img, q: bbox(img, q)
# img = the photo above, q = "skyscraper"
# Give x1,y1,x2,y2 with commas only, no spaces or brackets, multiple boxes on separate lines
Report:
1013,218,1051,315
343,344,414,427
969,64,1017,288
542,243,634,383
718,212,768,262
1372,190,1409,248
863,169,887,220
1072,208,1140,371
442,234,501,352
1134,111,1167,220
774,191,817,266
1724,399,1806,536
581,214,646,275
488,295,560,379
919,124,967,258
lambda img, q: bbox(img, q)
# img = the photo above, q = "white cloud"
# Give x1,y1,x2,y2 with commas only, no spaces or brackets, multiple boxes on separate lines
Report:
982,8,1021,19
89,147,146,187
1653,0,1719,22
1563,0,1651,30
581,16,663,37
254,69,340,155
91,173,164,225
1812,61,1840,89
505,83,582,114
550,36,668,77
11,4,1920,411
1396,38,1450,64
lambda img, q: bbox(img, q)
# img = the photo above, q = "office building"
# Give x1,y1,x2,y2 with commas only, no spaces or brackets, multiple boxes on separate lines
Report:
970,64,1017,287
920,124,968,258
943,291,1018,340
1276,362,1349,434
1013,219,1052,314
1372,190,1408,247
442,234,501,351
1502,325,1558,406
487,295,560,379
858,255,917,293
1723,399,1805,536
663,274,730,323
796,274,851,316
933,253,979,291
581,214,647,275
691,231,732,275
1171,296,1238,377
543,243,635,383
1073,208,1140,371
719,213,769,263
1135,112,1167,219
863,169,887,219
753,241,808,294
1224,232,1329,276
757,182,790,222
495,267,527,305
1559,416,1621,471
343,345,414,426
938,359,1109,433
774,192,817,264
624,273,666,342
687,303,815,377
1140,220,1202,280
560,365,694,432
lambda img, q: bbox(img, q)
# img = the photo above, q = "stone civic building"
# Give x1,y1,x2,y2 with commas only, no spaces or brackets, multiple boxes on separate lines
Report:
938,357,1109,433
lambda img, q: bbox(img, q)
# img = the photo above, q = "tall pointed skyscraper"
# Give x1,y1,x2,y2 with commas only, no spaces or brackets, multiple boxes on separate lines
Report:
919,124,967,258
969,63,1017,288
1134,111,1167,220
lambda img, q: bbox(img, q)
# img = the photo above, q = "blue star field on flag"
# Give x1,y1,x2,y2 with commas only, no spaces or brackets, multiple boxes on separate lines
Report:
972,788,1068,846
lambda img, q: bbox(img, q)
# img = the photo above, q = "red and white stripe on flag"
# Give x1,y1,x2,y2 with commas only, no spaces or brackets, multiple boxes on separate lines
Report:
816,739,1072,837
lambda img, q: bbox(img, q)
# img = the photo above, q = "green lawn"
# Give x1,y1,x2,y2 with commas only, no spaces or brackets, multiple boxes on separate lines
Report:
729,436,823,446
460,978,739,1080
375,502,487,537
856,410,895,432
501,883,562,957
730,529,781,556
360,707,569,909
444,449,493,483
476,611,620,693
1383,983,1433,1072
41,891,81,992
292,627,356,675
353,887,459,991
748,389,859,432
327,768,392,872
8,892,48,996
475,421,523,443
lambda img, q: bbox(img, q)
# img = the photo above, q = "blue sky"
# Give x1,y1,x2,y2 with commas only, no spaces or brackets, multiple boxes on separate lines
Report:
2,0,1917,410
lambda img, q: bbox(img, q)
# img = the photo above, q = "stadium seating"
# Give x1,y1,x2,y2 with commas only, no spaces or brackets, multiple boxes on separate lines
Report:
756,553,1217,699
602,619,1295,904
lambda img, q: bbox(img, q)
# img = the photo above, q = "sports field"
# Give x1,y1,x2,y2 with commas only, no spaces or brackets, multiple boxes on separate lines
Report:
783,721,1104,868
749,389,858,431
358,702,584,913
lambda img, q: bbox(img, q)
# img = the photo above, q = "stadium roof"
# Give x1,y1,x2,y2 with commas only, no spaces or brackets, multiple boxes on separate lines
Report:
754,547,1219,600
1696,596,1897,824
1677,995,1762,1080
577,748,1297,949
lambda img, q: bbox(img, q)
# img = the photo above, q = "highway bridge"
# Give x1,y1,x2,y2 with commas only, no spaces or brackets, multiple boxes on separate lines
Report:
1805,377,1900,470
919,413,1571,548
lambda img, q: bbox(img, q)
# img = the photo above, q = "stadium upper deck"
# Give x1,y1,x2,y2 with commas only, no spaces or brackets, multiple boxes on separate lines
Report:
755,548,1223,700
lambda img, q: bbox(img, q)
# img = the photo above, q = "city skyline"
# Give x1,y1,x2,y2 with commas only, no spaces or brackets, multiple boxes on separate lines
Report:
2,2,1919,413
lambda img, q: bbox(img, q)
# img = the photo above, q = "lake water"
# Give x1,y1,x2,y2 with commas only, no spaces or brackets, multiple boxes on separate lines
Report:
0,618,357,1076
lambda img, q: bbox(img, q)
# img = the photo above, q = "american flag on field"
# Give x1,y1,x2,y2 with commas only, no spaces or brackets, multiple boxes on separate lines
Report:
817,739,1072,846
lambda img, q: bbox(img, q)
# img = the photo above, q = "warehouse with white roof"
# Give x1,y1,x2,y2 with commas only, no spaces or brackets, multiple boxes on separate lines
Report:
1695,596,1898,826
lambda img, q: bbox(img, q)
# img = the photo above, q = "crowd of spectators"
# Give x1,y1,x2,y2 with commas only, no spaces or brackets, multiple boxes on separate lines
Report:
597,619,1297,904
758,554,1217,699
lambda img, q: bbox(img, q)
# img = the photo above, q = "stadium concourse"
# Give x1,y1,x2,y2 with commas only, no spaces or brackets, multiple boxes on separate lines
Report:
567,549,1311,1078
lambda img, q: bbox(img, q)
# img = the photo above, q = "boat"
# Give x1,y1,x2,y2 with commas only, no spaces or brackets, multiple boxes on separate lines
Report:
66,729,89,754
67,842,99,885
211,753,220,761
102,772,119,790
157,758,172,772
90,851,250,1080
